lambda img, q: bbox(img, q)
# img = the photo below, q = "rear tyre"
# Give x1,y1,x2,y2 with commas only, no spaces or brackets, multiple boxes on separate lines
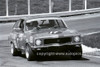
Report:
25,45,36,61
11,43,20,56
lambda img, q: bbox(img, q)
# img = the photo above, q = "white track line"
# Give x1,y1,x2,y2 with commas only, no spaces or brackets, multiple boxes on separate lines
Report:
82,31,100,36
84,54,100,59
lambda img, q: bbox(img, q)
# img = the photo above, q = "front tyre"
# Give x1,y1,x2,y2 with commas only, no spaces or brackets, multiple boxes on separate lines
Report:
11,43,20,56
25,45,36,61
71,54,82,60
71,46,82,60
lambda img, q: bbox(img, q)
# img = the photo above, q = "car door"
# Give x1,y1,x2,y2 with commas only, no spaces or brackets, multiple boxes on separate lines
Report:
16,19,26,50
11,20,21,49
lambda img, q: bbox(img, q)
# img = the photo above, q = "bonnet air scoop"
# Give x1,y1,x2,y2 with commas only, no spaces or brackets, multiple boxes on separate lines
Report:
49,31,62,34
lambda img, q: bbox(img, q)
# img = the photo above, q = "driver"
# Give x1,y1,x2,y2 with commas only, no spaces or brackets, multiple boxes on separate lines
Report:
26,21,38,30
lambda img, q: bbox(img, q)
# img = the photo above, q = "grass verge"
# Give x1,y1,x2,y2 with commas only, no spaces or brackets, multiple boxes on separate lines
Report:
83,33,100,49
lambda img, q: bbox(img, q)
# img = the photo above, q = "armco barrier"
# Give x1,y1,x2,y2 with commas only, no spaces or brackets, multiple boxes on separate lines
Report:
0,8,100,21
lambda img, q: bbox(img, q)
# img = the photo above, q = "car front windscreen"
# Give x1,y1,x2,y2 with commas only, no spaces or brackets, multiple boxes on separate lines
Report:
26,19,66,30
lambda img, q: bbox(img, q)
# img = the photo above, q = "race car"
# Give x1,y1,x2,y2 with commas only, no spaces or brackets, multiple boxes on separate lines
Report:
8,17,82,61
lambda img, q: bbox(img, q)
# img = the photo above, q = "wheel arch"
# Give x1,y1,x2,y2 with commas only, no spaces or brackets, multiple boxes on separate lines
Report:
25,42,32,48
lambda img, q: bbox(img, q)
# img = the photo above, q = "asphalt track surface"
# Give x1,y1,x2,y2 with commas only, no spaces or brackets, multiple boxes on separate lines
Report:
0,13,100,67
0,40,100,67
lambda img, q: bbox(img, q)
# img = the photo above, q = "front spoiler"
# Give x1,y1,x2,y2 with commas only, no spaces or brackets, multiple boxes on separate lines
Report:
33,44,82,56
31,42,82,49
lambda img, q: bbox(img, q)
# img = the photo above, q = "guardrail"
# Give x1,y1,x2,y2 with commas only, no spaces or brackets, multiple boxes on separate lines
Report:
0,7,100,22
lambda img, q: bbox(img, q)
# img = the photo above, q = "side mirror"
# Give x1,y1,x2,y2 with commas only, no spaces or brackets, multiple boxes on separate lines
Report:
14,28,22,32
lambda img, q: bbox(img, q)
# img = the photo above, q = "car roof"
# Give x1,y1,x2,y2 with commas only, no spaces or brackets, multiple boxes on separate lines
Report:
26,17,62,23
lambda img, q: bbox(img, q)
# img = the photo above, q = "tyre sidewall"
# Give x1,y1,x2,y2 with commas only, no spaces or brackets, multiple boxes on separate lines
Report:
11,43,19,56
25,45,36,61
71,46,82,59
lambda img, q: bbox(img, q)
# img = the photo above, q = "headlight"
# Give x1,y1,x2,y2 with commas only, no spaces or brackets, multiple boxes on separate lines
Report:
35,39,42,46
74,36,80,42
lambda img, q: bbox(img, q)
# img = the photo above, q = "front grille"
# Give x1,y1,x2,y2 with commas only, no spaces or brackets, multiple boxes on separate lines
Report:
44,37,72,44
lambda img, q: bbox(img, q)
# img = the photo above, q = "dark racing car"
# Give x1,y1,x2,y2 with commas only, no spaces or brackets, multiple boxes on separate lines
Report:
8,17,82,61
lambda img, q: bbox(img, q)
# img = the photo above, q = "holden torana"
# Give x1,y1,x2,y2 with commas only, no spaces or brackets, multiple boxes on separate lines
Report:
8,17,83,61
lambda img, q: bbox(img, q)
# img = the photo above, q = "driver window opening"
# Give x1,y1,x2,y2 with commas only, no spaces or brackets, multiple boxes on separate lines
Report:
26,21,38,30
19,19,24,31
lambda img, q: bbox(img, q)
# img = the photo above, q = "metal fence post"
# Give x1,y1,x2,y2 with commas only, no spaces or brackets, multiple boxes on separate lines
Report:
49,0,52,13
14,4,18,15
6,0,9,16
85,0,87,10
69,0,72,11
28,0,30,15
